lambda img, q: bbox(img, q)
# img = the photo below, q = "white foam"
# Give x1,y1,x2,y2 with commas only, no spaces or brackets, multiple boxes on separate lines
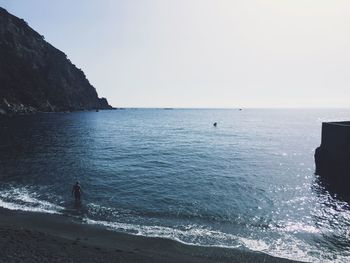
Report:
83,217,241,247
0,188,348,262
83,217,350,263
0,187,63,214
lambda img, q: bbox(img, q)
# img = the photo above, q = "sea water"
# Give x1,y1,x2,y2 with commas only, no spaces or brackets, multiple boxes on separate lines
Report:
0,109,349,262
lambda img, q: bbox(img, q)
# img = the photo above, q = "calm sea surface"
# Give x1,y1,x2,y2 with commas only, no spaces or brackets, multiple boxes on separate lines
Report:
0,109,350,262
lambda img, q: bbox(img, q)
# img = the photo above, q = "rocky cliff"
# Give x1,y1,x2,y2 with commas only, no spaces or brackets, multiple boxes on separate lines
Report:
315,121,350,199
0,7,112,114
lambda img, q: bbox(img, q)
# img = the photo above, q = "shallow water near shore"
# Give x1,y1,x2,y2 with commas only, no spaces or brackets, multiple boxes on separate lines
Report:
0,109,350,262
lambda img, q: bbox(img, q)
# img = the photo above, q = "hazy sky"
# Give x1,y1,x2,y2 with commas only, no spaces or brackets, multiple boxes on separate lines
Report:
1,0,349,108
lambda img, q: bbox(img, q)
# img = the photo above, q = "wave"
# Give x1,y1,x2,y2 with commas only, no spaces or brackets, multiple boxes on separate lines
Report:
0,188,348,262
83,217,340,262
0,186,63,214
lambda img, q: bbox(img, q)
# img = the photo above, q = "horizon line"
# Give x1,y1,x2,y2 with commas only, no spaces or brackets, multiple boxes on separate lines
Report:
111,106,350,110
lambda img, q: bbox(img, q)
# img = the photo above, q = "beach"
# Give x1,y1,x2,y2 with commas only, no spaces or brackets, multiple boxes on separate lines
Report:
0,208,301,263
1,1,349,261
1,110,349,262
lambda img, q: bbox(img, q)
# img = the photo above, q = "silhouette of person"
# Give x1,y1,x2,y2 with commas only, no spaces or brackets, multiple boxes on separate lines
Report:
72,181,82,202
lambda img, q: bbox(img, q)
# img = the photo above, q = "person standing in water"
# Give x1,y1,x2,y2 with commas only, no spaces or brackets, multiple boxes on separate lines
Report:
72,181,82,202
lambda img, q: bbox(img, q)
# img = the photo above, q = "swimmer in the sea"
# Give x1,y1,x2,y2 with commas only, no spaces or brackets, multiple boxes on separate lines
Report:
72,181,82,202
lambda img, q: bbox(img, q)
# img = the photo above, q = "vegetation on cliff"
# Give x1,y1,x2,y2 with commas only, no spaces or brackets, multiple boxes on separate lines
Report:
0,7,112,114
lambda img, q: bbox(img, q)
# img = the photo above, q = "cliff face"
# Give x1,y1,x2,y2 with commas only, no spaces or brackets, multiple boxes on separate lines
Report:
0,7,112,114
315,122,350,199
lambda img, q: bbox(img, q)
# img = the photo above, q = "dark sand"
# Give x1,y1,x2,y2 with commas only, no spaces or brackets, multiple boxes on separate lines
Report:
0,208,303,263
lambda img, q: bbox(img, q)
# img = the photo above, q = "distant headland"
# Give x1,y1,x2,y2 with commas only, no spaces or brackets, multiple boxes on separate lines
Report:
0,7,112,115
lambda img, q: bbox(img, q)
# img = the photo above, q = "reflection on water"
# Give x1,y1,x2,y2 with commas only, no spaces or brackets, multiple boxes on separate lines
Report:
1,109,350,262
311,178,350,258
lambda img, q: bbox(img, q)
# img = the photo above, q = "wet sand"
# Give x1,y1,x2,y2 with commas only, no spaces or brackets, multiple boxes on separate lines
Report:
0,208,303,263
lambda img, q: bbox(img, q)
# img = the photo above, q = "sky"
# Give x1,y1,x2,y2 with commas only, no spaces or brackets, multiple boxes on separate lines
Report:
0,0,349,108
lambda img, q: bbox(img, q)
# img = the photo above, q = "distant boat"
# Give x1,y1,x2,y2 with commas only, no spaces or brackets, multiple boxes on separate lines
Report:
213,122,217,127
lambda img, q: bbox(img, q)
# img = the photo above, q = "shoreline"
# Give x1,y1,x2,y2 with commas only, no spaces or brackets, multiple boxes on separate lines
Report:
0,107,117,116
0,208,303,263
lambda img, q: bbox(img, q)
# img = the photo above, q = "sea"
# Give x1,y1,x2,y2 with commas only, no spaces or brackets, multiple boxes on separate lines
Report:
0,109,349,262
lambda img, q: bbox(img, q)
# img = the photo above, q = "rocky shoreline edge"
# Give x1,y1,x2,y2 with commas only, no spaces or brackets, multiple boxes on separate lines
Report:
0,98,115,116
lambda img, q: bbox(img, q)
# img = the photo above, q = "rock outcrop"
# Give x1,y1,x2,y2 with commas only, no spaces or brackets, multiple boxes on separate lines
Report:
0,7,112,115
315,122,350,198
